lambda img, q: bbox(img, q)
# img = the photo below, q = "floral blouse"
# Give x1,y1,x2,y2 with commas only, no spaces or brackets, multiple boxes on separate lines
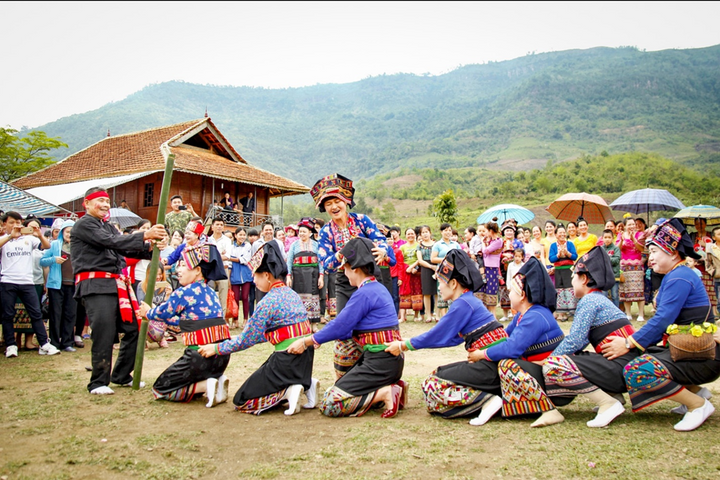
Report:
145,280,223,325
317,212,391,273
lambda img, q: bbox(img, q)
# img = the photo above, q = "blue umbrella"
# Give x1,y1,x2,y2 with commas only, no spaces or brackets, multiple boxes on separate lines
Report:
477,204,534,225
609,188,685,214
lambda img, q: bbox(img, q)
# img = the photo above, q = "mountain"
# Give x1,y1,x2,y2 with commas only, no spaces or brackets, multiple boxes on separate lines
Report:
29,45,720,186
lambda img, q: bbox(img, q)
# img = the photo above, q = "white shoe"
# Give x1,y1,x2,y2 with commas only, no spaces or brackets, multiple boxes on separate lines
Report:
303,378,320,409
205,378,219,408
39,342,61,356
469,395,503,426
283,384,303,416
587,400,624,428
121,381,146,388
592,393,626,412
90,386,115,395
5,345,18,358
674,399,715,432
626,314,633,321
216,375,229,405
672,387,713,414
499,316,508,322
636,317,645,323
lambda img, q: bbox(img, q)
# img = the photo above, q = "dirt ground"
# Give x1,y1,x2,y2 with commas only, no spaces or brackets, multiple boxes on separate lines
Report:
1,319,719,480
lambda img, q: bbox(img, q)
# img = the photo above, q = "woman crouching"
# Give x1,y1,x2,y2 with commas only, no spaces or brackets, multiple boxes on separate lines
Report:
288,237,405,418
139,244,232,407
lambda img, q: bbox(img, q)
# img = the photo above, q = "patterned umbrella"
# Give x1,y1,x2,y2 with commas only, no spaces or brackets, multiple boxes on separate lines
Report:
477,204,535,225
546,192,612,225
673,205,720,227
609,188,685,214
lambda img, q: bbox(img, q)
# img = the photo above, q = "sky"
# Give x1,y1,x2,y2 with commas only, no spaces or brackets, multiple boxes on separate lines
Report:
2,1,719,130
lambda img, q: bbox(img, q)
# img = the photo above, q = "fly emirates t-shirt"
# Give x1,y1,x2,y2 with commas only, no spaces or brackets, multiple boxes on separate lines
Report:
1,235,41,284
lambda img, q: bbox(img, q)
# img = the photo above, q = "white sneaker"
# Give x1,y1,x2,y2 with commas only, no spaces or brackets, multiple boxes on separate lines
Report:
216,375,229,405
636,317,645,323
90,386,115,395
283,384,304,416
592,393,626,412
5,345,18,358
499,316,508,322
587,400,624,428
303,378,320,409
671,388,713,415
205,378,219,408
469,395,503,426
626,314,633,322
39,342,61,356
121,381,146,388
63,346,77,352
674,399,715,432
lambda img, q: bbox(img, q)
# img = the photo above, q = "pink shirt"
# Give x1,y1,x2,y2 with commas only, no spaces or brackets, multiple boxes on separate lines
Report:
483,238,503,268
619,232,642,261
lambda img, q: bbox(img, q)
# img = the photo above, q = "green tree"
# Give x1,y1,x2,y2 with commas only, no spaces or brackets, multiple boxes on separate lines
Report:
379,201,397,224
432,189,458,225
0,128,67,182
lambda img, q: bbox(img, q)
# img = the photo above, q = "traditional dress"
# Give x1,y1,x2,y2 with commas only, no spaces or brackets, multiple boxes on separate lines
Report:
549,239,577,316
286,238,323,324
148,279,232,402
480,237,503,307
618,232,645,303
312,238,404,417
498,234,523,311
621,220,718,412
216,242,314,415
399,241,423,313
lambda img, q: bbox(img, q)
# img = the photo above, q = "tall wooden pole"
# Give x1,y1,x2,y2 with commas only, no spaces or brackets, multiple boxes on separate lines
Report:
133,151,175,389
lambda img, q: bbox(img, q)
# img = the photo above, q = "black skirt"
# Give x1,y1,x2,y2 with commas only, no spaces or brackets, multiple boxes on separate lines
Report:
650,344,720,386
570,350,639,394
379,267,392,294
233,348,314,405
421,266,437,295
434,360,502,397
153,347,230,395
335,350,404,396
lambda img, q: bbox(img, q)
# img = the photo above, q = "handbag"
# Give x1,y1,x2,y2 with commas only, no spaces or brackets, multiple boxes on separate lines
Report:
226,289,239,320
399,296,411,310
411,294,423,312
667,332,716,362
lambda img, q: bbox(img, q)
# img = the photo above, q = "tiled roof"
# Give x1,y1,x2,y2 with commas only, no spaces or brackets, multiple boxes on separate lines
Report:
12,119,309,194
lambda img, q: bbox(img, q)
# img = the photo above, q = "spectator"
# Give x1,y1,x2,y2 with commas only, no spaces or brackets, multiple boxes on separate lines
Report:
618,216,646,322
228,226,253,329
600,229,621,307
416,225,436,323
238,192,255,226
549,224,578,321
165,195,196,233
208,218,232,320
137,265,172,348
284,224,299,252
431,223,461,320
0,211,57,358
119,199,132,212
246,228,259,317
572,217,598,257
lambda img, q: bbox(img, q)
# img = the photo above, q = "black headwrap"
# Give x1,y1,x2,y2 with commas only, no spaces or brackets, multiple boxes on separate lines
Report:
339,237,381,277
249,241,288,279
511,257,557,312
180,244,227,282
573,246,615,291
436,249,485,292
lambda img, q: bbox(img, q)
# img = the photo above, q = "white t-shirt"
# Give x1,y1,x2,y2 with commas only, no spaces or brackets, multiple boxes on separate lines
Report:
1,235,41,285
209,234,232,268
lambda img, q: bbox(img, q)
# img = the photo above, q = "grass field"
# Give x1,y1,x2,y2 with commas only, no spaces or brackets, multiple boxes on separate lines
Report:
1,317,719,480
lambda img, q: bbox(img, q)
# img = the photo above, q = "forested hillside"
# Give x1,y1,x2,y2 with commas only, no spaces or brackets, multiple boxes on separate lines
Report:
28,45,720,186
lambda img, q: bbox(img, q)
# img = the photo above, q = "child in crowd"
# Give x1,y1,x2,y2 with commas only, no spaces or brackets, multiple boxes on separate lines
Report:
600,229,621,307
686,257,702,278
137,265,173,348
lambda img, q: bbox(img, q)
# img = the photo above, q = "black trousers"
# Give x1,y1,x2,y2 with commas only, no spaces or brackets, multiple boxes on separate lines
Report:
0,282,48,347
335,270,357,315
75,298,87,337
82,294,139,391
48,285,77,349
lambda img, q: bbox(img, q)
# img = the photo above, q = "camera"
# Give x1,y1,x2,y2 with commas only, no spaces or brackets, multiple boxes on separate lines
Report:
178,205,187,211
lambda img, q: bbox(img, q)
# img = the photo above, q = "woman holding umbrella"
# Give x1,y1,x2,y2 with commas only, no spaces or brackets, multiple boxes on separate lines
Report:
618,216,646,322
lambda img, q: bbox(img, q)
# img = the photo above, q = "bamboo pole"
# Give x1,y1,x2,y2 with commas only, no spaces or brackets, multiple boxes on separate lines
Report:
133,151,175,390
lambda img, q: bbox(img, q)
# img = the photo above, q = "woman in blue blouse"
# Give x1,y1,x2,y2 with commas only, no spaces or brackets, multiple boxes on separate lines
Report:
288,238,405,418
139,244,232,408
199,241,317,416
549,224,578,321
617,219,717,431
310,173,393,379
430,222,461,318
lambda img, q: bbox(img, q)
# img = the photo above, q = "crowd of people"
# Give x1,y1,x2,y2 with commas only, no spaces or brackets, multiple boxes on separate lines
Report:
1,175,719,432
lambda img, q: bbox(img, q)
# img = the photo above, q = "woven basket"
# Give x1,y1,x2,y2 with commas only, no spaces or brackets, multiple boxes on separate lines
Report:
667,332,716,362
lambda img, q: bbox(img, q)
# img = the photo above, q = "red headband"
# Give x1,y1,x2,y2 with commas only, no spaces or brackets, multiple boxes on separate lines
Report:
189,222,205,236
85,191,109,202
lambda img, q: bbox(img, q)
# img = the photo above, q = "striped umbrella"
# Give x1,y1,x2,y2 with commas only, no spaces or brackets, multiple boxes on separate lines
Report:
609,188,685,214
673,205,720,227
546,192,612,225
477,204,535,225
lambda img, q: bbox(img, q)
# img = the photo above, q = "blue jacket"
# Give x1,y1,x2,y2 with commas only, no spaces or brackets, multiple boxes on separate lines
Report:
40,220,75,289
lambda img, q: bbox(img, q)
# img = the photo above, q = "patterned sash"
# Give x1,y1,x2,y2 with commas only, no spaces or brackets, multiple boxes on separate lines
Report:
465,323,508,352
293,255,318,266
178,317,231,346
75,271,139,326
353,328,401,347
264,321,312,345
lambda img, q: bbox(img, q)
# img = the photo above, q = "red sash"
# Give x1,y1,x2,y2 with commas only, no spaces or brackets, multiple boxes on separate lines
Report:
75,271,140,327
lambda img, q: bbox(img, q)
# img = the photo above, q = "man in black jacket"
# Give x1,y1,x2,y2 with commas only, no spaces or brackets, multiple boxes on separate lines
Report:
72,187,166,395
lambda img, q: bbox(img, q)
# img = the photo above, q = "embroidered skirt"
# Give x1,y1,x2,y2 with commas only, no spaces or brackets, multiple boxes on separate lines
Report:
333,338,363,378
499,359,573,417
701,270,718,308
619,261,645,302
421,359,501,418
234,348,314,414
152,347,230,402
624,345,720,412
554,268,576,315
291,263,321,323
544,351,638,398
320,350,404,417
481,267,499,306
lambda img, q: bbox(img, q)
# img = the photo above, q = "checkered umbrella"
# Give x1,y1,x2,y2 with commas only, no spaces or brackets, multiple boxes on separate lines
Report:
546,192,612,225
674,205,720,227
109,207,141,229
609,188,685,214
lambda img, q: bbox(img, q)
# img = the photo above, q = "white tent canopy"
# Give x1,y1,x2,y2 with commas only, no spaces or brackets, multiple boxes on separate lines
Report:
26,171,159,209
0,181,71,217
